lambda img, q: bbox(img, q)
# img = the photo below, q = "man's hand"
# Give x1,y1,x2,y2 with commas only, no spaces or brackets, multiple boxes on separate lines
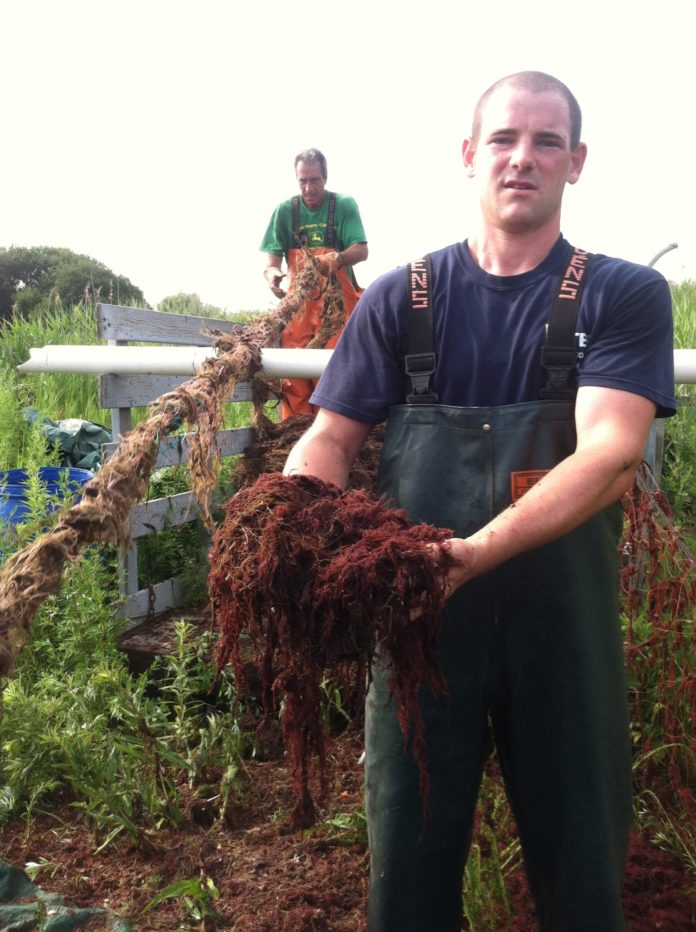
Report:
264,267,286,298
428,538,478,600
314,251,344,277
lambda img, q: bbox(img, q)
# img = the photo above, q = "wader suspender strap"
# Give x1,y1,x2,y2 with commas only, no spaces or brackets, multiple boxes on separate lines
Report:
405,245,593,406
405,255,438,404
291,196,303,252
326,193,337,248
290,193,338,252
540,246,593,399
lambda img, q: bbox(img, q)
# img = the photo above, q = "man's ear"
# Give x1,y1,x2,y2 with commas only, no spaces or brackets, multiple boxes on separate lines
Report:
462,138,476,177
567,142,587,185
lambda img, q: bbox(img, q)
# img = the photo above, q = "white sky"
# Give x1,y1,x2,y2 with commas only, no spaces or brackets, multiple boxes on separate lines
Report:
2,0,694,314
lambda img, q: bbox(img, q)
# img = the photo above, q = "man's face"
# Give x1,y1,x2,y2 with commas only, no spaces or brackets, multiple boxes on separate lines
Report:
296,160,327,210
462,85,587,236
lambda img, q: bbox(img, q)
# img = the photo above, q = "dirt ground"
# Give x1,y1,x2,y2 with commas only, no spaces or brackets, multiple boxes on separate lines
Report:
1,720,695,931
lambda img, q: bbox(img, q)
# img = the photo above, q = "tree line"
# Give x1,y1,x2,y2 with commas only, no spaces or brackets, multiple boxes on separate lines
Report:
0,246,144,320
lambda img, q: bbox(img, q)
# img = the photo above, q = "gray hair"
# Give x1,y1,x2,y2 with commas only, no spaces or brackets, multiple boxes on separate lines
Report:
294,148,328,179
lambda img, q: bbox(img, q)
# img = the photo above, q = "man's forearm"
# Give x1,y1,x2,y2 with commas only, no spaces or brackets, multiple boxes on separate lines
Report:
462,444,639,578
339,242,368,267
283,410,373,489
284,433,353,488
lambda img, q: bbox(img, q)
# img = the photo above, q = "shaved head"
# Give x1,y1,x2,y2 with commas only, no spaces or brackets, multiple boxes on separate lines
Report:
472,72,582,149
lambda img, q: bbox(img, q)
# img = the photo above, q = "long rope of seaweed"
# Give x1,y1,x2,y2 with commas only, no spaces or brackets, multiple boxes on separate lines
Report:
0,258,334,678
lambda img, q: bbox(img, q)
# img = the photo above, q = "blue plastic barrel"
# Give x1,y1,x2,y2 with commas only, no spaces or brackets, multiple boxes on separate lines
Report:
0,466,94,526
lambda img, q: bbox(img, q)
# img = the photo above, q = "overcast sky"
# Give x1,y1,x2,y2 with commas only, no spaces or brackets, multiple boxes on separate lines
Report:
2,0,694,315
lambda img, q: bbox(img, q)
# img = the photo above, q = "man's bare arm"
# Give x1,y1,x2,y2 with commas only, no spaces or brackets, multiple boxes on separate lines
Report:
340,242,369,267
283,408,373,489
315,242,369,277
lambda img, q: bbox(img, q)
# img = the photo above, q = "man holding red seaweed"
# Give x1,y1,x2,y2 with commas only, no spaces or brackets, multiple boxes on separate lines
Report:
284,72,676,930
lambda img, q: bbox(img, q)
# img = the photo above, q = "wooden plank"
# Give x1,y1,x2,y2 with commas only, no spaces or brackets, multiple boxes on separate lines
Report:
117,541,139,598
128,491,198,538
99,374,255,409
110,408,132,438
115,576,187,627
101,425,255,470
96,303,244,346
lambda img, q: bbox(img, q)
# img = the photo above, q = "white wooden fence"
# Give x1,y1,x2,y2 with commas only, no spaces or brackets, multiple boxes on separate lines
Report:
96,303,256,628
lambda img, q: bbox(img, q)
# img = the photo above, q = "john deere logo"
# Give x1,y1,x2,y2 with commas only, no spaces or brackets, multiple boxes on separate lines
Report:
308,231,324,247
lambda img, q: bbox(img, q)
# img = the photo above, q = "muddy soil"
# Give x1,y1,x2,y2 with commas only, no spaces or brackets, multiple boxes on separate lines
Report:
1,723,694,930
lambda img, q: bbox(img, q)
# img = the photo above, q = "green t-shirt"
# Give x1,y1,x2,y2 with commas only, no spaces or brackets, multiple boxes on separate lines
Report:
260,192,367,256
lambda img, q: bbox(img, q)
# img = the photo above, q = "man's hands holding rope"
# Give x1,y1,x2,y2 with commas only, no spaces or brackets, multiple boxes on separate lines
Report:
264,267,287,298
313,251,345,277
264,252,343,299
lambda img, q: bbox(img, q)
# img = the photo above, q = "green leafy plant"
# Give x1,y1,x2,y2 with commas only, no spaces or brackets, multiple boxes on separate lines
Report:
634,785,696,877
143,873,221,922
24,858,59,882
313,809,368,848
462,766,523,929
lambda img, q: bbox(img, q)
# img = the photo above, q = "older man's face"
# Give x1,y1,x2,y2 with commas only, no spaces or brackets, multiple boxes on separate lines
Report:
296,160,327,211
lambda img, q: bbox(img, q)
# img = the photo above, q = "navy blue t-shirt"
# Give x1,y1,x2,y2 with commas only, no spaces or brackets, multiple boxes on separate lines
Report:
311,237,676,424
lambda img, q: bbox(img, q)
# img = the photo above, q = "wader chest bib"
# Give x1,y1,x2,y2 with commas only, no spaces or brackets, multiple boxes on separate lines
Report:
365,250,632,932
280,194,363,418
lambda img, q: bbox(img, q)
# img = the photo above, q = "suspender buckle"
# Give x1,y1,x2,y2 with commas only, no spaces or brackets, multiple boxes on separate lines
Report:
539,345,577,398
405,353,439,403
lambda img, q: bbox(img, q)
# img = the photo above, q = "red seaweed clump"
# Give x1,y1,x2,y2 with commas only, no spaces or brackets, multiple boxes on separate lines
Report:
208,472,457,828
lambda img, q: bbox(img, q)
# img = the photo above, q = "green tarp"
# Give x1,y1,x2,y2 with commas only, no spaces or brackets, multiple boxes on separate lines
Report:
0,860,132,930
24,408,112,472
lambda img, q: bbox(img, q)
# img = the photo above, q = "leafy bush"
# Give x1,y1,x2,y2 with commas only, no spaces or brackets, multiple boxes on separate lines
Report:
0,246,144,320
157,293,228,318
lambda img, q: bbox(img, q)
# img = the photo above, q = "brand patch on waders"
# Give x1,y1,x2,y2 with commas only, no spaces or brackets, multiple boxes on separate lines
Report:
510,469,550,502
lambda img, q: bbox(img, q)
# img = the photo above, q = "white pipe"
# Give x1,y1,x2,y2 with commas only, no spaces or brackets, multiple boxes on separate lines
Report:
17,345,333,379
16,344,696,384
674,349,696,383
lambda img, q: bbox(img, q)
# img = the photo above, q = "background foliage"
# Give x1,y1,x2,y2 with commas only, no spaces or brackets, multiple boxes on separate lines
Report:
0,246,145,320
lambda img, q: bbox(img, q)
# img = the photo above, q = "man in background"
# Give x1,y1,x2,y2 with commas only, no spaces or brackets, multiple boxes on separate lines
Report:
260,148,368,419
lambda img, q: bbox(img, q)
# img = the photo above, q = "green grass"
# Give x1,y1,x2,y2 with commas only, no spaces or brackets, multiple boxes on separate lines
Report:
0,303,103,425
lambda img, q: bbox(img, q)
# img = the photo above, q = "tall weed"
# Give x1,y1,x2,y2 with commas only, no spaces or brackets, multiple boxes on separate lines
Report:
0,303,102,424
462,765,523,928
0,374,57,471
0,593,245,847
663,281,696,518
